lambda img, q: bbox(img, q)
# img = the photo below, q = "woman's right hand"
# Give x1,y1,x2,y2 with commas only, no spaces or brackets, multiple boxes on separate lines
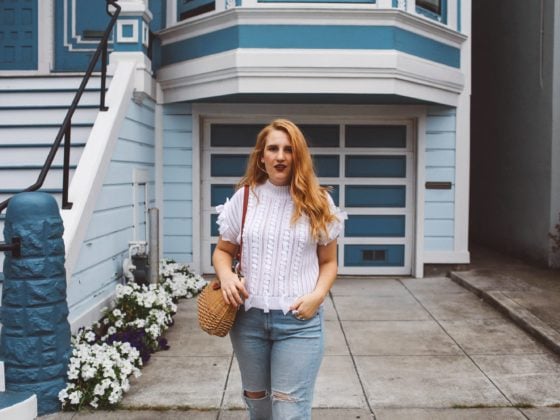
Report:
220,273,249,307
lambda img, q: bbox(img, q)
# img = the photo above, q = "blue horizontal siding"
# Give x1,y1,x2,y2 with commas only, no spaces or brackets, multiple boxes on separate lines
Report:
163,105,193,263
424,106,456,252
161,25,461,68
69,98,156,323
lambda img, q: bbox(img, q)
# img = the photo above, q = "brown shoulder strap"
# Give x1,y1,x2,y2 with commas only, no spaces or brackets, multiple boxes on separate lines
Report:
235,185,249,272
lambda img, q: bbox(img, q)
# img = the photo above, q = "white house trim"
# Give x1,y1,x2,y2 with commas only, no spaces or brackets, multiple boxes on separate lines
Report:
159,8,466,48
453,0,471,262
158,49,464,106
415,113,427,278
191,107,202,274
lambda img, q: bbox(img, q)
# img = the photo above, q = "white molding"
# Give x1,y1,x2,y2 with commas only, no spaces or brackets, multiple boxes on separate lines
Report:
415,113,427,278
423,250,470,264
447,0,458,32
155,103,164,260
453,0,471,257
166,0,177,27
158,49,463,106
191,108,202,273
159,8,467,47
62,60,137,278
39,0,54,73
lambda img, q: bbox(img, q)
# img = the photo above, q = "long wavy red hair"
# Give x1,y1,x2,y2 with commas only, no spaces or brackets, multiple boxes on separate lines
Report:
237,119,336,241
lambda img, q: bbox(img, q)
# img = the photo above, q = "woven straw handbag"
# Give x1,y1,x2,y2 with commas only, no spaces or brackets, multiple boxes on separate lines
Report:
197,186,249,337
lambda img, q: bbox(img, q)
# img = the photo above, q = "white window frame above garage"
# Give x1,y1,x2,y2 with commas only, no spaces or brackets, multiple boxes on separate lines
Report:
192,103,427,278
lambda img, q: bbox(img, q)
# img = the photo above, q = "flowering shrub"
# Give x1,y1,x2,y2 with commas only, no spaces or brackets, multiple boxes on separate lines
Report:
59,260,206,411
160,259,207,299
59,339,142,410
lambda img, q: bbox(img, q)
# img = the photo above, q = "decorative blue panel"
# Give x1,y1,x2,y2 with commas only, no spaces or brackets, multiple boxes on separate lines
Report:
211,124,261,147
345,185,406,207
54,0,112,71
300,125,340,147
149,0,166,31
346,155,406,178
345,215,405,237
314,155,340,177
161,25,461,68
344,244,405,267
211,154,249,177
0,0,37,70
211,184,236,206
346,125,406,148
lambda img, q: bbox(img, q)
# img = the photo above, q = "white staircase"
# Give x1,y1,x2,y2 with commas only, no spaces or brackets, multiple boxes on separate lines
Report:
0,75,105,267
0,75,106,419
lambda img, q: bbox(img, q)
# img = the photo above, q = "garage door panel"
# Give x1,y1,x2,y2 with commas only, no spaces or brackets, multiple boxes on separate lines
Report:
346,215,406,237
211,184,236,206
314,155,340,177
345,125,407,148
210,124,262,147
211,154,249,177
345,155,407,178
300,125,340,147
344,244,405,267
345,185,406,207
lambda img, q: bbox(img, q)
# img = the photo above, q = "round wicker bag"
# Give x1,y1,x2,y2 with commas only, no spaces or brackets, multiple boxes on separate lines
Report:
197,278,237,337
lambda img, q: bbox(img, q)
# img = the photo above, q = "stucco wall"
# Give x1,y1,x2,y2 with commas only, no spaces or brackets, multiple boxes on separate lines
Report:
471,0,555,264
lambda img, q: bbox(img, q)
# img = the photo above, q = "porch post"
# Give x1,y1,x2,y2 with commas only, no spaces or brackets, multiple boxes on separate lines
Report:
0,192,70,415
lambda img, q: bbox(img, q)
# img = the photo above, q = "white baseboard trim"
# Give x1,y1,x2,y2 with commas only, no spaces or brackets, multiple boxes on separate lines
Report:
423,250,470,264
0,393,37,420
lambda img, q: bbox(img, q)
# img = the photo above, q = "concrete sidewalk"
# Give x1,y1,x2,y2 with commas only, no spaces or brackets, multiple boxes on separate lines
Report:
451,246,560,356
42,268,560,419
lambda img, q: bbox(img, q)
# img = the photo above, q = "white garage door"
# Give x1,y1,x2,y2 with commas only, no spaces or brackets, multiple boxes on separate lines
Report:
201,119,415,275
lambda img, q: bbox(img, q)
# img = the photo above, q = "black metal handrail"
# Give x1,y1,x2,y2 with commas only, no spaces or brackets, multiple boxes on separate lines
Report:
0,0,121,214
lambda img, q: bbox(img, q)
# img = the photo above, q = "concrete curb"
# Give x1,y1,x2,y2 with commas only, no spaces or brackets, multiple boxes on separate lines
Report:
450,271,560,357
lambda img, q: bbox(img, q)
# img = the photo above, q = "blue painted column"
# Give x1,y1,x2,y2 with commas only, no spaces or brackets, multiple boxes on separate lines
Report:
0,193,70,415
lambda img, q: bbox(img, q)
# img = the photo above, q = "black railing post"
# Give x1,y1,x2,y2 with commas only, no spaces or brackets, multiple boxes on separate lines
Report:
0,236,21,258
62,125,73,210
100,38,109,111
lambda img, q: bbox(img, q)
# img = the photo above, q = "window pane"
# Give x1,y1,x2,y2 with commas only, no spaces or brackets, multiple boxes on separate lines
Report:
299,124,339,147
346,125,406,148
314,155,339,177
344,245,405,267
346,155,406,178
211,124,262,147
345,185,406,207
345,215,405,237
211,154,248,177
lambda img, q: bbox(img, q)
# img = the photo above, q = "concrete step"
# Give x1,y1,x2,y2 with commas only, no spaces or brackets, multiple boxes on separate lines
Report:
0,106,99,126
0,144,84,166
0,125,92,145
0,167,76,190
0,390,38,420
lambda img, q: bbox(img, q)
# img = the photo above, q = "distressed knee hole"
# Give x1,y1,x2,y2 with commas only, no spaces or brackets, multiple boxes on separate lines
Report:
244,390,268,400
272,391,298,402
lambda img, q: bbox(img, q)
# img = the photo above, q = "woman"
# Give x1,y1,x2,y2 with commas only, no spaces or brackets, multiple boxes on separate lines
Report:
212,119,346,420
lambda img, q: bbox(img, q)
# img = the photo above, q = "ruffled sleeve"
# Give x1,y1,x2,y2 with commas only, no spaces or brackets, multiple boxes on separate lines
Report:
319,193,348,246
215,188,245,245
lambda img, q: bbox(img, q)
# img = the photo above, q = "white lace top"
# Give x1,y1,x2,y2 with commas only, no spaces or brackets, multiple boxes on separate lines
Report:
216,180,347,314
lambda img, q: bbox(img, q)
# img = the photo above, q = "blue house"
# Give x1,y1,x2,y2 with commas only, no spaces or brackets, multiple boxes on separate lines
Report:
0,0,471,415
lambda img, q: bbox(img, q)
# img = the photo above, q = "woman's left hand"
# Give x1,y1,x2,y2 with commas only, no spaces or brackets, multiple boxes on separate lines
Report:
289,291,325,320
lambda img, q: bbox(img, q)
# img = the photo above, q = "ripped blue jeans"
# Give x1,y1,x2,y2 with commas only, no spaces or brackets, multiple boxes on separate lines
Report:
229,306,324,420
